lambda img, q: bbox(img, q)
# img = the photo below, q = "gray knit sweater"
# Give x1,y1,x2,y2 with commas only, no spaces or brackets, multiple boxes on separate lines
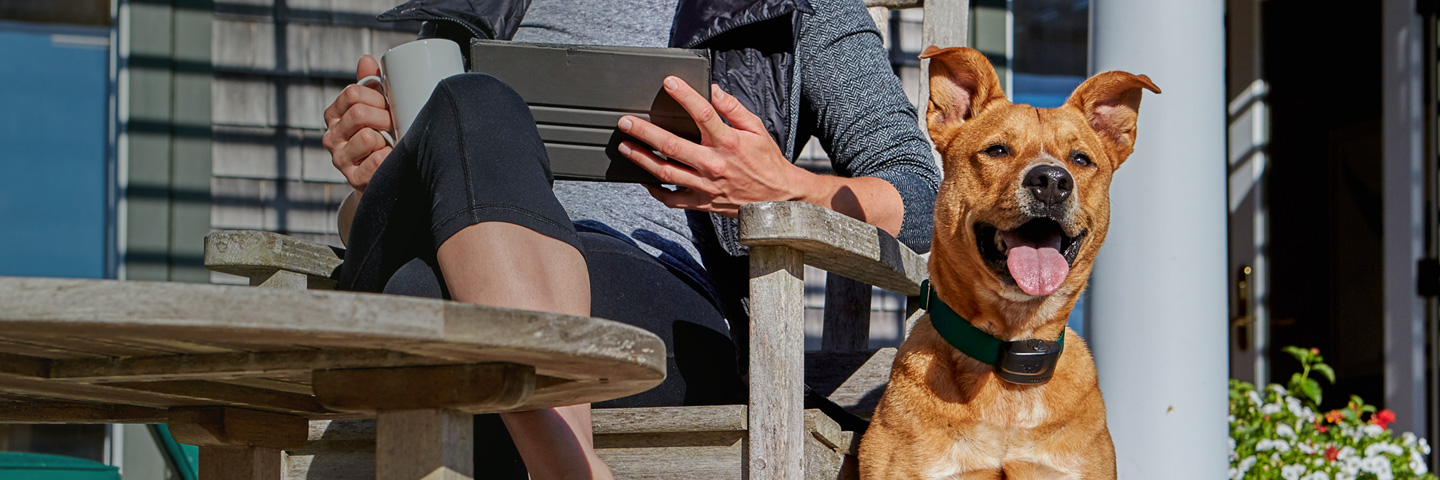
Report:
520,0,939,299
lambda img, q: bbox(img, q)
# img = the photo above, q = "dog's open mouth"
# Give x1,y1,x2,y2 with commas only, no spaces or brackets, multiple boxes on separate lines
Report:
975,219,1087,297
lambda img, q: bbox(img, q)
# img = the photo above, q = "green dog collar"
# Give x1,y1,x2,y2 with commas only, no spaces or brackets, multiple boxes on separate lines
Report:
920,279,1065,385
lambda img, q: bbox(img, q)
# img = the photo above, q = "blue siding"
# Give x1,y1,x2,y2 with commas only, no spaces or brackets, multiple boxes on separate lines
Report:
0,25,109,278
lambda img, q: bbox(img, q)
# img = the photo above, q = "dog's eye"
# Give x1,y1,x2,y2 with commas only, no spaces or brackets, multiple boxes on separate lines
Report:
1072,152,1093,168
983,144,1010,157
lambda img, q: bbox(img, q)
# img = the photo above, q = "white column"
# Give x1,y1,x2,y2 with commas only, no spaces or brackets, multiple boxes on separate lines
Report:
1087,0,1228,478
1382,0,1430,440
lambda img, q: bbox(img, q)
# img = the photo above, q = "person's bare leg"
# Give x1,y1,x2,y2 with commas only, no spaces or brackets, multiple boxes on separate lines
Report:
437,222,613,480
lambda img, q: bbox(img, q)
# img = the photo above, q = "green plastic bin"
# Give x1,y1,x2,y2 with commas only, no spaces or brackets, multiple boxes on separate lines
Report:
0,452,120,480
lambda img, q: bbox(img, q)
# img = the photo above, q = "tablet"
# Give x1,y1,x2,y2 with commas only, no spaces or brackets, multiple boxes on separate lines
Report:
469,40,712,183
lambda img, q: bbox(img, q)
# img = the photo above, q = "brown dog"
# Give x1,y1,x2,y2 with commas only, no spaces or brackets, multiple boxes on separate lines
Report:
858,47,1159,479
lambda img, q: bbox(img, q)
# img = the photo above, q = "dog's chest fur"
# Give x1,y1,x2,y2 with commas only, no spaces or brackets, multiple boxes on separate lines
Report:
896,326,1090,479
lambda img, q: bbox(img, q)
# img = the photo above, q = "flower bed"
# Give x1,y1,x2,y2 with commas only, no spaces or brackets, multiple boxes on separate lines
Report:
1230,347,1433,480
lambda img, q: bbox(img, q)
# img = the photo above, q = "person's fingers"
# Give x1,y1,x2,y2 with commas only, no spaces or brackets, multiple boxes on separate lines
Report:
324,83,388,130
356,55,380,82
661,76,737,147
348,147,390,193
642,184,738,217
617,115,719,175
338,128,390,167
711,85,766,134
619,141,717,193
643,184,703,209
327,103,393,150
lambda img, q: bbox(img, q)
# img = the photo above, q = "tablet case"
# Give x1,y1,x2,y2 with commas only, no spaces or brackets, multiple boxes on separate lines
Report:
469,40,712,183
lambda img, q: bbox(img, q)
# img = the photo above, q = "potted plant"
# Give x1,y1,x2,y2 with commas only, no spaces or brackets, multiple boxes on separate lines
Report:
1229,347,1434,480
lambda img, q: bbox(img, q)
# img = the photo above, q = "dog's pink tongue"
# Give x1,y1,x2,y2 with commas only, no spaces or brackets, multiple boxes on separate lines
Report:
1001,230,1069,296
1006,247,1068,296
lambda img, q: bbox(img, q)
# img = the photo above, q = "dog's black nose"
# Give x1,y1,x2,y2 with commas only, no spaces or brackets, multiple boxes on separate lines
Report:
1023,165,1073,208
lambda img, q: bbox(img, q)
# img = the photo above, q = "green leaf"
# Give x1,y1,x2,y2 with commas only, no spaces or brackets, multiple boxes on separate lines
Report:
1300,378,1322,406
1313,363,1336,384
1289,372,1305,392
1283,346,1310,363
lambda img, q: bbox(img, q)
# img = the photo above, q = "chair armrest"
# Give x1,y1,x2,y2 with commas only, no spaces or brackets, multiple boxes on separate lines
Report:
738,201,926,296
204,231,344,289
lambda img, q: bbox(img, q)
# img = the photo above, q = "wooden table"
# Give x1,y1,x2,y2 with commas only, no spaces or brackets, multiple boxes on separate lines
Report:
0,277,667,480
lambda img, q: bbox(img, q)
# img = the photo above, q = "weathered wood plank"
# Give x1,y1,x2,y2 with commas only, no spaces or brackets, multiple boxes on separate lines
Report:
0,277,664,419
804,350,880,398
48,349,440,382
822,274,872,351
0,401,168,424
204,230,343,288
826,348,895,419
739,202,926,296
108,337,242,354
217,378,314,396
862,0,921,8
376,409,473,480
592,405,747,435
0,352,49,377
0,337,107,359
200,446,283,480
168,407,309,449
313,363,533,414
748,246,807,479
24,335,172,357
103,380,328,415
918,0,969,163
0,372,208,408
598,444,744,480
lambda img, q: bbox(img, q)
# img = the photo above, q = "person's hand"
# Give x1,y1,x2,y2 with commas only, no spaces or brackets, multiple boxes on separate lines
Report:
616,77,814,217
323,55,393,194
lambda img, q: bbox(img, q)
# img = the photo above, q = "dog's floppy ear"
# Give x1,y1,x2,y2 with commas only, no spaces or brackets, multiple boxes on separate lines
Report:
920,46,1007,143
1064,71,1161,165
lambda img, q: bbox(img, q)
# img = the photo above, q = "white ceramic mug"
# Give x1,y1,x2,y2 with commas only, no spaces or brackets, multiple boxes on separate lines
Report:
358,38,465,145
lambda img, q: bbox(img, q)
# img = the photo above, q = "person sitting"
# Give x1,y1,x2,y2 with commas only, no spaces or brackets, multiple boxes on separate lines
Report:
321,0,940,477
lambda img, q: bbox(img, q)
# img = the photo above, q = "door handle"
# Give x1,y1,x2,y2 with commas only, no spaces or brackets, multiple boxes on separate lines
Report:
1231,265,1254,352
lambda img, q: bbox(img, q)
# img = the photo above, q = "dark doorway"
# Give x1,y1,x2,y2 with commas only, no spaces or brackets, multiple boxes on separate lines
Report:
1261,0,1385,410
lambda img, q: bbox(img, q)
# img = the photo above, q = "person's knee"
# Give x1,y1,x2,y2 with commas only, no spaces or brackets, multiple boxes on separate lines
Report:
434,73,528,116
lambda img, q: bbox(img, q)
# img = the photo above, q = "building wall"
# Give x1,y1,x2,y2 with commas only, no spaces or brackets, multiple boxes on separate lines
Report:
208,0,415,284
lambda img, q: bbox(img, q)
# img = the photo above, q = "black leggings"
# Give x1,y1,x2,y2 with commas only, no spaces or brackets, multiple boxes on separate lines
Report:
337,74,743,477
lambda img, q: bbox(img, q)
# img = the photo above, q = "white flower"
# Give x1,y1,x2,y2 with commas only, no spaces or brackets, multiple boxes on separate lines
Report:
1247,390,1264,405
1335,473,1356,480
1420,437,1432,455
1301,471,1330,480
1256,438,1292,453
1261,403,1283,415
1298,442,1317,455
1287,397,1306,417
1360,456,1393,480
1281,464,1308,480
1277,423,1297,439
1401,432,1417,447
1270,384,1289,396
1364,442,1403,457
1412,453,1429,475
1362,424,1385,437
1231,455,1257,480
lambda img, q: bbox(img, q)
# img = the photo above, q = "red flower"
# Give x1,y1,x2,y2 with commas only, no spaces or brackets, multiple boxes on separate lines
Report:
1371,409,1396,429
1316,423,1328,433
1310,348,1321,355
1325,446,1339,461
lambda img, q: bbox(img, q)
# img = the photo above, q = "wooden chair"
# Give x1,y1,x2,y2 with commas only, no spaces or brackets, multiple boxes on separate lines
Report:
201,0,964,476
203,200,924,480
